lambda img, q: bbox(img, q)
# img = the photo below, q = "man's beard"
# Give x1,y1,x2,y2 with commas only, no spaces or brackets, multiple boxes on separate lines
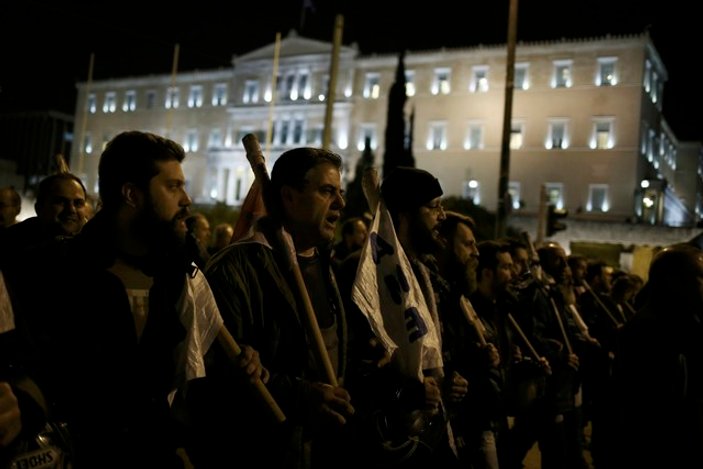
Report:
134,202,189,261
410,217,442,256
452,260,478,296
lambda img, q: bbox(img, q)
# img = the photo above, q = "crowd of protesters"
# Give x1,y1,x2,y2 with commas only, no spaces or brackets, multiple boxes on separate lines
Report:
0,131,701,469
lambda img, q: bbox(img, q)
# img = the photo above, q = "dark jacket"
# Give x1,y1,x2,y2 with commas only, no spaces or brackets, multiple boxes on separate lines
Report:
189,219,348,468
5,211,190,468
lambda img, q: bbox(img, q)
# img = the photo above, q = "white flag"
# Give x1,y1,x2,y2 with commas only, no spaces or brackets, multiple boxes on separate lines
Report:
170,266,225,404
351,199,442,381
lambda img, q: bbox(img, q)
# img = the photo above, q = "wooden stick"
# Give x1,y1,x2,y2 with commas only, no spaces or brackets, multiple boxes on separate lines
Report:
459,296,487,347
567,304,593,341
242,134,338,387
507,313,541,362
549,297,573,355
582,280,621,328
216,327,286,423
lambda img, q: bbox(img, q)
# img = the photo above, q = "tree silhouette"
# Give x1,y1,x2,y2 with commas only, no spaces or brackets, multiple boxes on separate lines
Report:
383,51,413,178
343,137,375,220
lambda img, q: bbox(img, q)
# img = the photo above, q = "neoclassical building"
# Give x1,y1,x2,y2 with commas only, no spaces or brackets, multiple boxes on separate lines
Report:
72,30,702,232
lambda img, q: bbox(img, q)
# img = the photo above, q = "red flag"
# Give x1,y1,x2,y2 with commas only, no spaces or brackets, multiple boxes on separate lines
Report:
231,178,267,243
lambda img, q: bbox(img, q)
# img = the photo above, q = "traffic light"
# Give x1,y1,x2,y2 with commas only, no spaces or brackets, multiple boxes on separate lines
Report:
546,204,568,237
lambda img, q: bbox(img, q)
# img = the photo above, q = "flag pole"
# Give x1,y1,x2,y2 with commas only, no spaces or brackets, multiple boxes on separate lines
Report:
265,33,281,155
76,52,94,178
322,14,343,150
166,44,180,134
242,134,338,387
216,327,286,423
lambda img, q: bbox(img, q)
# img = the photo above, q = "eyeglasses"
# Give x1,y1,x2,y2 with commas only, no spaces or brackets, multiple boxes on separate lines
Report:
423,202,444,213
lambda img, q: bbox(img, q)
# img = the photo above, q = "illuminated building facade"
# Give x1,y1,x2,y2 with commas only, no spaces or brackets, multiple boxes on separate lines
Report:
72,30,702,228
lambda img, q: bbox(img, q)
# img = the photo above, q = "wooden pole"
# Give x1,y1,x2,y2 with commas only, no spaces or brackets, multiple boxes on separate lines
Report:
76,52,94,178
166,44,179,134
322,14,343,150
242,134,338,387
460,296,487,346
265,33,281,155
216,327,286,423
507,313,541,362
496,0,519,237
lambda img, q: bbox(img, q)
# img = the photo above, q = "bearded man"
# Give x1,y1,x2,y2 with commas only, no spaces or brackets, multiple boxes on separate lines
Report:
7,131,263,468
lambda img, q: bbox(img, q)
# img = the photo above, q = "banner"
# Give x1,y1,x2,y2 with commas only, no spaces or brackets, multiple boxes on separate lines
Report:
351,200,442,381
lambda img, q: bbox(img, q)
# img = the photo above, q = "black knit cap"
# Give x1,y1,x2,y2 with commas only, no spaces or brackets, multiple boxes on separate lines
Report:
381,166,443,213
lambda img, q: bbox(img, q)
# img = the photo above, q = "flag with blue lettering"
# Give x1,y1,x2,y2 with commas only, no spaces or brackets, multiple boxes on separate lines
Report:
351,200,442,381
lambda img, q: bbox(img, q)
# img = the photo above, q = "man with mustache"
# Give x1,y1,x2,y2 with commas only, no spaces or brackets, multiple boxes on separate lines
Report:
6,131,264,468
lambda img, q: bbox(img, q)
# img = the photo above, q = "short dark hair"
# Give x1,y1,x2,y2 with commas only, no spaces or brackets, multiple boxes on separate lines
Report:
98,131,186,211
500,237,527,256
36,173,87,208
269,147,342,218
476,240,510,280
438,211,475,241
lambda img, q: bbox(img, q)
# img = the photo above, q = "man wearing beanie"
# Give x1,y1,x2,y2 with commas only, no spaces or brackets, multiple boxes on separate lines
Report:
373,166,468,468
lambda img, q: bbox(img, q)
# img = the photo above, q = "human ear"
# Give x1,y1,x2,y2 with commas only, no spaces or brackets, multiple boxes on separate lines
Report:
122,183,141,208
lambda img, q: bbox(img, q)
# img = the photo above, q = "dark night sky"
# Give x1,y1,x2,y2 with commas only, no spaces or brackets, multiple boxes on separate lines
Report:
2,0,701,141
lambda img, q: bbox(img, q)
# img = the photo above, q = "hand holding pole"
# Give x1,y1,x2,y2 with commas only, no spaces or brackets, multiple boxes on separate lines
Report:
242,134,338,387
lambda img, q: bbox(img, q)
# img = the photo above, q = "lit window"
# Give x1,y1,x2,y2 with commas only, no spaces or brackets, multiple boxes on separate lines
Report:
552,60,573,88
510,122,524,149
643,60,652,92
293,118,304,144
597,57,617,86
212,83,227,106
508,182,521,210
165,87,179,109
188,86,203,108
83,133,92,154
471,66,489,92
587,184,609,212
427,122,447,150
432,68,451,95
87,94,97,113
243,80,259,104
546,120,568,149
462,180,480,204
544,183,564,209
363,73,380,99
184,130,199,152
103,92,116,113
318,75,329,102
405,70,416,96
283,74,296,101
464,123,483,150
298,73,310,100
590,119,614,149
208,129,222,148
514,63,529,90
279,120,290,145
357,124,377,151
650,71,659,104
146,90,156,109
122,90,136,112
